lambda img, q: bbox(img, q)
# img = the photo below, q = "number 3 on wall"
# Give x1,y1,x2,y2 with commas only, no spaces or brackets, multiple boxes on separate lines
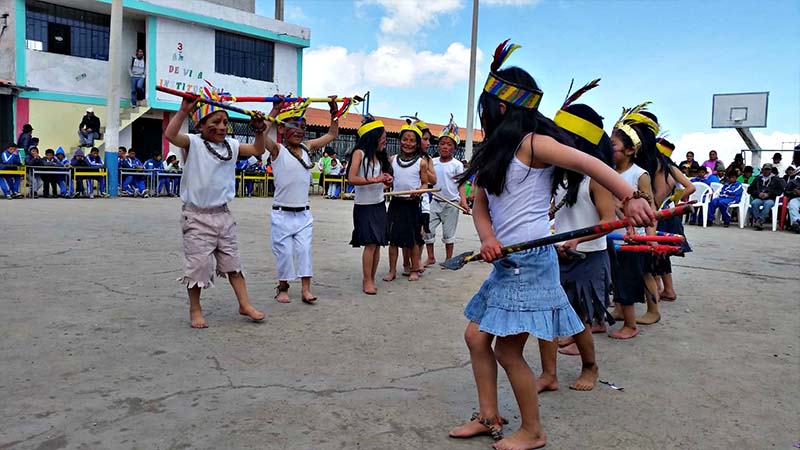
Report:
177,42,183,51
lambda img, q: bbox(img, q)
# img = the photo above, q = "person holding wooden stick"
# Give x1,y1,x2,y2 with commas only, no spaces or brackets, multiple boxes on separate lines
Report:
447,41,654,450
423,115,470,266
383,120,429,282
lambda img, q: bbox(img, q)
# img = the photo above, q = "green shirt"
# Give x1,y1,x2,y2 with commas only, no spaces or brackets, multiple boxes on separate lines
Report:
320,156,332,175
737,175,756,184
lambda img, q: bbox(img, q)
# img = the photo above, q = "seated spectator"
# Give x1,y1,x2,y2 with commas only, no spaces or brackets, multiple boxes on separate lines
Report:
772,152,785,175
40,148,62,198
122,148,148,197
86,146,108,198
235,157,249,196
1,142,23,199
702,150,722,173
70,149,91,198
714,161,726,180
25,146,44,198
158,154,181,197
326,157,343,199
772,167,786,190
747,163,783,230
55,147,71,197
143,152,163,194
707,171,744,227
737,166,756,185
783,166,795,183
691,166,719,184
78,108,101,147
679,151,701,173
785,173,800,233
245,157,266,197
726,154,745,178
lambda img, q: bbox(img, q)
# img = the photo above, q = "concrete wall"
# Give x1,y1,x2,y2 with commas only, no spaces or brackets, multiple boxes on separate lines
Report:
0,0,16,82
27,99,103,153
203,0,254,13
154,16,298,110
25,17,143,99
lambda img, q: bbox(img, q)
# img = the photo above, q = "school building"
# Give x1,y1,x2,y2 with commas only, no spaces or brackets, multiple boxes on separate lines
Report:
0,0,309,161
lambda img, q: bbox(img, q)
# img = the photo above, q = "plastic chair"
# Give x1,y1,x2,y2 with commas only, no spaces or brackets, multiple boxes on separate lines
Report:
771,195,784,231
710,182,724,196
688,182,713,227
730,184,750,229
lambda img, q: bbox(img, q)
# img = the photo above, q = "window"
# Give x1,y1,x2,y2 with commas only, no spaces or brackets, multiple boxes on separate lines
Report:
26,0,110,61
215,31,274,82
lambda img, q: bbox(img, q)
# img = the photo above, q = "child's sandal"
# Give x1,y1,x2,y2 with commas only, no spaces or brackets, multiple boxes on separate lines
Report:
274,282,290,301
469,412,508,441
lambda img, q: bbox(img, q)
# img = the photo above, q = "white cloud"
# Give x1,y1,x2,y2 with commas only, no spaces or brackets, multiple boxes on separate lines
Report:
303,43,482,94
358,0,463,35
483,0,543,5
285,5,308,23
673,130,800,166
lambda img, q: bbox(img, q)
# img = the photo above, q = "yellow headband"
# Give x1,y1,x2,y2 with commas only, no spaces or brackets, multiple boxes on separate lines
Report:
554,110,603,145
625,112,659,135
656,142,673,157
400,123,422,138
616,123,642,153
358,120,384,138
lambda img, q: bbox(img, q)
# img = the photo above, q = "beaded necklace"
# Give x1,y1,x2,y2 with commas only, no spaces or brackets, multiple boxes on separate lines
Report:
396,153,420,169
202,139,232,161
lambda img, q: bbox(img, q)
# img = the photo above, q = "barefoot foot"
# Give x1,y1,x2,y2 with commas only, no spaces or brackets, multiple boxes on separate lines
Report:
569,364,599,391
408,271,420,281
238,305,265,322
492,428,547,450
558,343,580,356
558,336,575,347
590,323,607,334
274,282,291,304
609,325,639,339
536,373,558,393
636,311,661,325
382,272,397,282
424,258,436,267
190,308,208,328
660,290,677,301
362,281,377,295
301,290,317,305
449,414,507,440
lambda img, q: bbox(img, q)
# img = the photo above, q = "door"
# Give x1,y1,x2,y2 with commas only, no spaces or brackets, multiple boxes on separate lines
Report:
131,118,163,162
0,95,12,146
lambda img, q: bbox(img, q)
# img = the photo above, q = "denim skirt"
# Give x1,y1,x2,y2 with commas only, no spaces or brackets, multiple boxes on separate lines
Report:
464,246,585,341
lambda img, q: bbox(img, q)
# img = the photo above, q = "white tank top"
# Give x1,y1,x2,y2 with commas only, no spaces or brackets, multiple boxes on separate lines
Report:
554,177,607,252
619,164,648,234
391,156,422,194
181,134,239,208
272,143,312,208
353,151,385,205
487,157,553,245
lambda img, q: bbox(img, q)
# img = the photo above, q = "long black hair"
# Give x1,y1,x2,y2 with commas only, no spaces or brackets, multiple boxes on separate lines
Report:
457,66,573,195
348,119,392,178
551,104,613,207
634,111,678,184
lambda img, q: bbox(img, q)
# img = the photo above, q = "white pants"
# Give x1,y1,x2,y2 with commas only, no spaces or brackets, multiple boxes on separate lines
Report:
270,209,313,281
424,200,460,244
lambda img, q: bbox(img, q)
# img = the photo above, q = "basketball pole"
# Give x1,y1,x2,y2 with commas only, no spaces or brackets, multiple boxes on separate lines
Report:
464,0,479,161
736,127,762,167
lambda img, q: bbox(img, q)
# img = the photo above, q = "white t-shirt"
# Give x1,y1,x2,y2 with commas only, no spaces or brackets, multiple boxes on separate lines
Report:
353,151,385,205
181,134,239,208
487,158,553,245
391,156,421,193
433,157,464,202
272,143,312,208
554,178,607,252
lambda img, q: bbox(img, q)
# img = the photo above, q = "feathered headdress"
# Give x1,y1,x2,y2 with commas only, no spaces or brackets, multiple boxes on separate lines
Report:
613,101,655,153
276,97,312,127
357,114,384,138
192,80,231,124
400,118,423,138
656,137,674,158
482,40,543,110
438,114,461,145
553,78,603,145
401,113,429,132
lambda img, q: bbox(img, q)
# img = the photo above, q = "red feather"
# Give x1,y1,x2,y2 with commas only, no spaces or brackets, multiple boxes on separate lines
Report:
562,78,600,109
491,39,511,73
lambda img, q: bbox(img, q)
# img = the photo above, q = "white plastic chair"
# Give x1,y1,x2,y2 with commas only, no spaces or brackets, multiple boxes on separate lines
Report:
771,195,784,231
710,182,724,195
730,184,750,229
688,182,713,227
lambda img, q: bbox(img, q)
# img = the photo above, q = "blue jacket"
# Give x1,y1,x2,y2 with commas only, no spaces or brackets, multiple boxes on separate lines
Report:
87,154,104,167
144,158,163,170
118,156,130,168
1,150,21,166
236,159,249,171
247,162,265,172
718,181,743,202
127,157,143,169
17,132,33,151
55,149,70,167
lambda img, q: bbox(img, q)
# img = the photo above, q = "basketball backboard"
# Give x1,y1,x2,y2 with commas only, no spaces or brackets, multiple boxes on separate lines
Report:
712,92,768,128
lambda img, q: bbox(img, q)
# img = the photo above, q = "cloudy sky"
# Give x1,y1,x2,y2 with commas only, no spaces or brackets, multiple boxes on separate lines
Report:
256,0,799,165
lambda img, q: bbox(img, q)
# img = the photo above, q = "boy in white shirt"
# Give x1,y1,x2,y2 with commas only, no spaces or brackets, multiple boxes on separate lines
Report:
264,97,339,304
164,86,268,329
424,117,470,266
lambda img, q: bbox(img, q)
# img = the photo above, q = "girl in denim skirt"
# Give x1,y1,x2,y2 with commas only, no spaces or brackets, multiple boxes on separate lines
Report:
448,42,655,450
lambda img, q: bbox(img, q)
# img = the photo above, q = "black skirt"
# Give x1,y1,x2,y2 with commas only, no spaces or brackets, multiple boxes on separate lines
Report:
350,202,388,247
560,250,612,324
651,215,692,275
608,243,648,306
387,198,424,248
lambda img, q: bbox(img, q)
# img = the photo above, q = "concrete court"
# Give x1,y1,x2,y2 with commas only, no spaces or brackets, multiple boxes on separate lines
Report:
0,196,797,450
